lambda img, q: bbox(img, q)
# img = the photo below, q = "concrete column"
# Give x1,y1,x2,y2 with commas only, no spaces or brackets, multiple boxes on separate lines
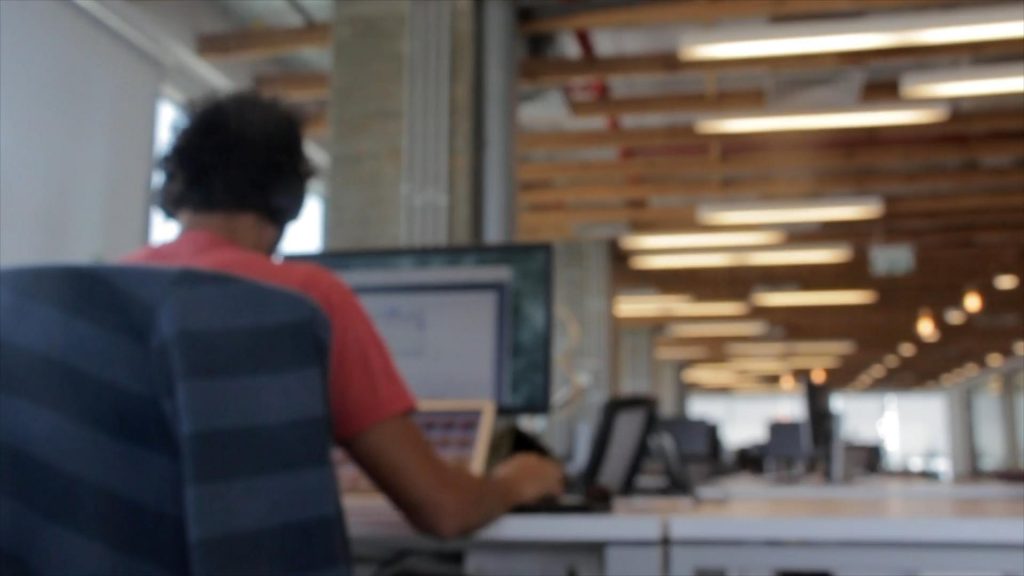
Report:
618,327,654,396
328,0,476,249
655,361,683,418
539,241,612,462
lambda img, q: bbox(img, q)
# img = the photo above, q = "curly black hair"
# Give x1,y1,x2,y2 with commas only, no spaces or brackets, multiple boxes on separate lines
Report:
158,92,313,226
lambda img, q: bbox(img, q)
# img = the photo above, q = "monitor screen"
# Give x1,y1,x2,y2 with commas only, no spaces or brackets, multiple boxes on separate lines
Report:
292,244,552,413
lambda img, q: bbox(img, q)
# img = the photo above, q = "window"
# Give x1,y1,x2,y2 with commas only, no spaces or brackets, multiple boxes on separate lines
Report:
686,392,807,452
147,97,325,255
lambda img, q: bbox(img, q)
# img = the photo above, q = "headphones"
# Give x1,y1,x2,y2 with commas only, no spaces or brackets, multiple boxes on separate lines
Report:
158,169,307,227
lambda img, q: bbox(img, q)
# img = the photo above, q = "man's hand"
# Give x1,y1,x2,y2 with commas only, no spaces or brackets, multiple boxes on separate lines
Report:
491,453,566,506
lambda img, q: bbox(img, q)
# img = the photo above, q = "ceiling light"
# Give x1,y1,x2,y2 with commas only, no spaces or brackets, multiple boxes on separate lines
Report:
618,230,787,251
964,362,981,378
897,341,918,358
1014,339,1024,356
900,62,1024,99
629,243,854,270
695,103,951,135
940,373,956,387
613,294,694,316
728,356,844,371
654,345,711,362
869,364,888,379
665,319,771,339
751,288,879,307
985,352,1005,368
810,368,828,386
678,4,1024,62
779,372,797,391
993,273,1021,291
697,197,884,226
943,307,968,326
724,340,857,356
916,308,938,340
883,354,901,369
615,300,751,319
962,288,984,314
922,329,942,344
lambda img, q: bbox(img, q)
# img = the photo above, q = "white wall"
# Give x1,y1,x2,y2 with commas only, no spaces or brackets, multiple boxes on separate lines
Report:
1,0,161,265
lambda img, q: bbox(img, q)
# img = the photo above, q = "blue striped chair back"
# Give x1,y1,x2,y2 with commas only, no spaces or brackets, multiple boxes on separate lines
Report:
0,266,350,575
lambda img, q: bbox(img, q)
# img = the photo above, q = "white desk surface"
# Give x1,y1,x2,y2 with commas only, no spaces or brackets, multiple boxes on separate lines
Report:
344,479,1024,547
696,474,1024,501
343,495,663,545
614,496,1024,546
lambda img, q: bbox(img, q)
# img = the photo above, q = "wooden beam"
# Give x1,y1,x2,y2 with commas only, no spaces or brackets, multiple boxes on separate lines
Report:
255,72,330,102
517,111,1024,151
569,83,906,118
518,136,1024,184
520,40,1024,86
519,167,1024,206
303,110,328,138
198,24,331,61
520,0,964,34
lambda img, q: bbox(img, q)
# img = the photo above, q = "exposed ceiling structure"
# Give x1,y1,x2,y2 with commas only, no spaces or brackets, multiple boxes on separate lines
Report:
192,0,1024,393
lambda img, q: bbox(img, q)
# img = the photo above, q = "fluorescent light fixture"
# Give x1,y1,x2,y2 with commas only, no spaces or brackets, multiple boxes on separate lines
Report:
618,229,787,251
810,368,828,386
963,288,985,314
751,288,879,308
695,103,951,135
993,273,1021,291
654,345,711,362
724,340,857,356
883,354,901,369
986,352,1005,368
678,4,1024,62
629,243,854,270
697,197,885,226
615,300,751,319
917,307,939,338
869,363,888,379
943,306,968,326
901,62,1024,99
779,372,797,391
665,319,770,339
897,341,918,358
613,294,693,316
728,356,844,370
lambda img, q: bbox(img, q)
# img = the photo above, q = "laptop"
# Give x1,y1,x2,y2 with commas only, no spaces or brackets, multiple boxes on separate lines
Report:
334,399,496,495
512,397,657,514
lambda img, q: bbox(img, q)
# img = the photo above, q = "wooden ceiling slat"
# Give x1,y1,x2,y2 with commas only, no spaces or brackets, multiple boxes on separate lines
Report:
197,24,331,61
518,137,1024,183
568,83,901,117
256,72,331,102
520,39,1024,86
520,0,965,34
518,111,1024,151
518,167,1024,205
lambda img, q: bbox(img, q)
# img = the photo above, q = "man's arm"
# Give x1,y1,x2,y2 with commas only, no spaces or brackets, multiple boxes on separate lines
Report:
343,415,564,539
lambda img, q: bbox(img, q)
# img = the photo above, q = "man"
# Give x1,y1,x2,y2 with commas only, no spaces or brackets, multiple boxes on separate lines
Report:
125,93,564,538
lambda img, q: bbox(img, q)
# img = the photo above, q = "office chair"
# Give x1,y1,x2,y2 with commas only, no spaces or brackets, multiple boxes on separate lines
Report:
660,418,719,487
765,421,814,482
0,266,350,576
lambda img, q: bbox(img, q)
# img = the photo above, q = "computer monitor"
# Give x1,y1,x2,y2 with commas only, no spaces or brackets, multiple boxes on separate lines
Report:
293,245,552,413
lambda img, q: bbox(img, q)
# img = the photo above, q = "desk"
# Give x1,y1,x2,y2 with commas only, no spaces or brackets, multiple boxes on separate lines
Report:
344,496,663,576
344,485,1024,576
630,497,1024,576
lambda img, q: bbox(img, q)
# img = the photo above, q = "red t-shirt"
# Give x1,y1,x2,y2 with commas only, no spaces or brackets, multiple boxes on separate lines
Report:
123,230,416,443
